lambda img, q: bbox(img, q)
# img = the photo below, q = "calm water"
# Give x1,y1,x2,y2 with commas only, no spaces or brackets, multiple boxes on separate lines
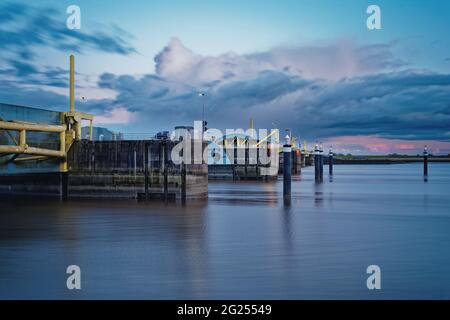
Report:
1,163,450,299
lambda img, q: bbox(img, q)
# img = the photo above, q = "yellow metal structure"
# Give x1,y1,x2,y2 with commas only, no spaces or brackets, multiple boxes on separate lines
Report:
255,129,278,147
64,54,94,143
0,54,94,172
303,140,309,155
70,55,75,114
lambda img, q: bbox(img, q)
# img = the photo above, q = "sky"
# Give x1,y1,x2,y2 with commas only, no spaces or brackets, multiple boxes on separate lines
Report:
1,0,450,154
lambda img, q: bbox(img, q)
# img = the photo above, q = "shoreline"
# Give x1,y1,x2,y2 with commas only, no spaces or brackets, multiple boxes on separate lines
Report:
326,157,450,165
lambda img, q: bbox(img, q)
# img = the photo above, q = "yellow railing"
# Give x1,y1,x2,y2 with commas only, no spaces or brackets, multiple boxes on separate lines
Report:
0,55,94,172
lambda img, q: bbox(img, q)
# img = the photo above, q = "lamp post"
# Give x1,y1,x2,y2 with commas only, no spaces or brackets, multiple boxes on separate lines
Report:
198,92,206,134
198,92,206,165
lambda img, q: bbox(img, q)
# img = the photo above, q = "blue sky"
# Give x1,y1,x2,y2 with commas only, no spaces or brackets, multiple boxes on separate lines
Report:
1,0,450,154
33,0,450,74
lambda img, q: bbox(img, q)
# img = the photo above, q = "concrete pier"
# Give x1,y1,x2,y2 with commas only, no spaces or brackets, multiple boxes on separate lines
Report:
0,56,206,201
67,140,207,200
209,136,278,181
0,138,208,200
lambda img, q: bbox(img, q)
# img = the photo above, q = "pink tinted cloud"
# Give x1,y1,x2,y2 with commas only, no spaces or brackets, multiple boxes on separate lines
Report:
322,136,450,155
95,107,136,125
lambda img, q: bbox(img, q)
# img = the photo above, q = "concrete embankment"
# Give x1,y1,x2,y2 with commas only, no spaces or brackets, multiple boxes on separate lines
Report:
0,140,208,200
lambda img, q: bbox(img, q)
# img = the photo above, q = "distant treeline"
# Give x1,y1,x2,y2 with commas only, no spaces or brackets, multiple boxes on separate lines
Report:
324,154,450,165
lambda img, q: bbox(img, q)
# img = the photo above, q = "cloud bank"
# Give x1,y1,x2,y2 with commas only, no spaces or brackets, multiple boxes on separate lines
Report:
1,2,449,154
0,1,136,97
91,38,449,144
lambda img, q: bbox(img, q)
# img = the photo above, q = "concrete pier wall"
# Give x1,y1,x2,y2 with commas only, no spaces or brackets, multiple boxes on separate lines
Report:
0,172,63,198
208,164,277,180
0,103,207,200
67,140,207,199
208,140,279,180
0,140,208,200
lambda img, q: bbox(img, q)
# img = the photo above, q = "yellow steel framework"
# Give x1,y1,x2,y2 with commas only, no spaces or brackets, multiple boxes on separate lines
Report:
0,55,93,172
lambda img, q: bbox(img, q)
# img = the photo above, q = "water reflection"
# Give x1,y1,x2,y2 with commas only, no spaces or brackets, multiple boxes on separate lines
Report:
1,163,450,299
314,183,324,207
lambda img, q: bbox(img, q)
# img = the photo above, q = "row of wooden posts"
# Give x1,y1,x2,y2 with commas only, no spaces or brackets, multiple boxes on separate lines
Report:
142,142,187,203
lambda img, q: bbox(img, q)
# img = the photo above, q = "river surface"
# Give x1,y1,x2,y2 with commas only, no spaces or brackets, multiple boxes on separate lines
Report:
1,163,450,299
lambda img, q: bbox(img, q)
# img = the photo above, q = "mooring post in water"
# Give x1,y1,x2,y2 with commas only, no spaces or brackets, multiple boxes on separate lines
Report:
161,143,168,202
423,145,428,177
256,139,260,178
223,139,227,165
283,133,292,203
319,143,324,182
314,143,319,182
301,144,306,168
244,138,248,179
144,142,149,200
163,167,168,202
329,146,333,176
233,137,238,180
181,161,186,204
292,148,297,174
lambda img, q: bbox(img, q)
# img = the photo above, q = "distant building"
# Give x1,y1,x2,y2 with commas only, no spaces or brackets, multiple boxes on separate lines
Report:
155,131,170,140
172,126,194,141
81,126,123,141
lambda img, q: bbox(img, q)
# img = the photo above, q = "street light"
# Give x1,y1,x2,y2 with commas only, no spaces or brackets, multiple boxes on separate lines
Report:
198,92,207,164
198,92,206,134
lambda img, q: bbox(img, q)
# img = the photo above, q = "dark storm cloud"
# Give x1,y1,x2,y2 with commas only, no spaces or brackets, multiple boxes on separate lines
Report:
0,1,137,96
1,9,449,143
0,2,136,59
87,68,450,141
0,80,68,111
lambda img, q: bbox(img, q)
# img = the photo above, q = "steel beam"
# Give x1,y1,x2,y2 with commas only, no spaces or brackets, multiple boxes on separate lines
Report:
0,120,65,133
0,145,65,158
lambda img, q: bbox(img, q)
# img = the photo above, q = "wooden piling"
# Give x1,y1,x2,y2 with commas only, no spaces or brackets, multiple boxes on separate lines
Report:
244,139,248,179
164,167,168,202
181,161,186,204
233,137,238,181
329,148,333,176
314,144,320,182
423,146,428,177
256,139,260,178
144,142,149,200
319,144,324,182
283,143,292,202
